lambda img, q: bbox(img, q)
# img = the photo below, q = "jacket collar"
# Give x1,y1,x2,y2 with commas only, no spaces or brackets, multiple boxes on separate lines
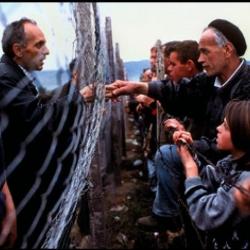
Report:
0,54,38,96
0,54,26,77
214,59,245,88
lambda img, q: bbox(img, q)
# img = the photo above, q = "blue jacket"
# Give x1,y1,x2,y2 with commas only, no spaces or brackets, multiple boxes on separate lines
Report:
185,155,250,249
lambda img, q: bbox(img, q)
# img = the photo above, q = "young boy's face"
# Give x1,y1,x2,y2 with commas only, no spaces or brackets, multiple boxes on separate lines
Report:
216,118,234,152
167,51,191,83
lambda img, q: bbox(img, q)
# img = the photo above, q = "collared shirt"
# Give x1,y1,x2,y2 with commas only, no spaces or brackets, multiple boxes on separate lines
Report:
214,59,244,88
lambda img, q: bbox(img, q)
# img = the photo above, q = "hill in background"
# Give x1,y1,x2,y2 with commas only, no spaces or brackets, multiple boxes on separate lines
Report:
35,70,70,90
35,59,150,90
124,60,150,81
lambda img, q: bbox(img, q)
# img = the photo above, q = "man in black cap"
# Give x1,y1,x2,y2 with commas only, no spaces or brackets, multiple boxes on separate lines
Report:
106,18,250,248
208,18,247,57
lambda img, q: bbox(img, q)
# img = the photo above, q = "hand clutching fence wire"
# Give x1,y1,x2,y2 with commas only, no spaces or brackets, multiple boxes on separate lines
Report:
0,3,109,249
173,130,250,201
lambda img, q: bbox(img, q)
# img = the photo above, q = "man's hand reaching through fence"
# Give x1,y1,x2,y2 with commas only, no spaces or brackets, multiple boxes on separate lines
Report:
105,80,149,100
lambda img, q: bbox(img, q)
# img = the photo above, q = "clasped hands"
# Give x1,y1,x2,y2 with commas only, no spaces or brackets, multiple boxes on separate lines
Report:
79,80,130,102
163,118,192,145
80,80,147,102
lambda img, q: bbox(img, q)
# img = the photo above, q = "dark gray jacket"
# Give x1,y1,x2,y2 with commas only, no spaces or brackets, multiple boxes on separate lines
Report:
0,54,84,247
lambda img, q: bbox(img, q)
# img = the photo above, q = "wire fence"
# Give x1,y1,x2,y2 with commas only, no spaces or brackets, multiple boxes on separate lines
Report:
0,2,126,248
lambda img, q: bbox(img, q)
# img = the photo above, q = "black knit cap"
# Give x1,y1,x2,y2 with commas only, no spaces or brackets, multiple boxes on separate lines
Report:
208,19,247,56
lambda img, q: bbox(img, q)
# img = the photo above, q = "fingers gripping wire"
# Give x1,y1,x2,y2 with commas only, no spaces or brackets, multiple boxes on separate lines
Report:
155,114,250,248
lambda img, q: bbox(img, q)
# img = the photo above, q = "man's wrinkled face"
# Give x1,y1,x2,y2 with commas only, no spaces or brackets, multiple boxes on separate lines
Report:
20,22,49,71
198,28,227,77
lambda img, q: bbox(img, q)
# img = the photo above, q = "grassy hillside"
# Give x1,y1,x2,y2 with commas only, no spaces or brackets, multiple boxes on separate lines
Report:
124,60,150,81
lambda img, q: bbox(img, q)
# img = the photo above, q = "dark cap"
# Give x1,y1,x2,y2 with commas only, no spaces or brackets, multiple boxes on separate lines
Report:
208,19,247,56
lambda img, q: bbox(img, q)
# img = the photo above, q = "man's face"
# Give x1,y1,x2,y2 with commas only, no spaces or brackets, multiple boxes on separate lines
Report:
20,22,49,71
167,51,191,82
198,28,227,77
141,69,153,82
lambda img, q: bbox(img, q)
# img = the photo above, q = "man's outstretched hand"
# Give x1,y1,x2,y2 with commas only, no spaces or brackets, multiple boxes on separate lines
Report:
105,80,148,99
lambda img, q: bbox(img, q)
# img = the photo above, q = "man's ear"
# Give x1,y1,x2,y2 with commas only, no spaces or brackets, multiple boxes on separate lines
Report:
224,42,234,57
12,43,23,57
186,59,195,71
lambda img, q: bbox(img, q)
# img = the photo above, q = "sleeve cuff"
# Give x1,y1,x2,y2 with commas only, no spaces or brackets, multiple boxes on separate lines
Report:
184,176,203,192
148,80,163,97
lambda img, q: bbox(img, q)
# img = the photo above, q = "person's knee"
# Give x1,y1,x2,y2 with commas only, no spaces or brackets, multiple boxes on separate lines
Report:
154,144,183,177
154,144,175,163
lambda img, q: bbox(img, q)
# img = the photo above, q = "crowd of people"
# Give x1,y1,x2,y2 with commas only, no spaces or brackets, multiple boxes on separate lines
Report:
0,16,249,249
105,18,250,248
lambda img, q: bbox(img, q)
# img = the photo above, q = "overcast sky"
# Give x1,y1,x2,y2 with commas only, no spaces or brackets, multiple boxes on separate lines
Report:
0,2,75,70
98,2,250,61
0,2,250,70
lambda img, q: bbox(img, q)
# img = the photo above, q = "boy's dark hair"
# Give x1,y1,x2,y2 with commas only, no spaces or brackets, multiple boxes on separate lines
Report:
175,40,203,72
225,99,250,152
163,41,180,58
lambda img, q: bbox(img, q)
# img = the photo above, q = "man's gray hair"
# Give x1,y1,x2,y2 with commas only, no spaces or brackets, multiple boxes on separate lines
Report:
213,28,230,47
205,26,230,48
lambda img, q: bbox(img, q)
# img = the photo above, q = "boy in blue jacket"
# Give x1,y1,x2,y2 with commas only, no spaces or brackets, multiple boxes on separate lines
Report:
173,99,250,249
